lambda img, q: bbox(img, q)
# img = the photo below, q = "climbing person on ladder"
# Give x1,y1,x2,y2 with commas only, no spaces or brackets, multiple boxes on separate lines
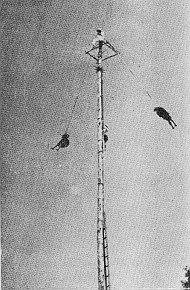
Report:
103,124,109,150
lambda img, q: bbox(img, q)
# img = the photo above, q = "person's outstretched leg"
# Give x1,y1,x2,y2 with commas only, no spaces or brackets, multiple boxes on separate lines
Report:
51,142,60,150
51,145,57,150
168,120,175,129
171,119,177,127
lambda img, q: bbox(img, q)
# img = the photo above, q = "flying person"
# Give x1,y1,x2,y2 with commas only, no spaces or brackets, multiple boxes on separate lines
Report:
154,107,177,129
51,133,69,151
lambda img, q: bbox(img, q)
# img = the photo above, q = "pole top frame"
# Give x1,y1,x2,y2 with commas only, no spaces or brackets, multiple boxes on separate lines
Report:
85,30,120,62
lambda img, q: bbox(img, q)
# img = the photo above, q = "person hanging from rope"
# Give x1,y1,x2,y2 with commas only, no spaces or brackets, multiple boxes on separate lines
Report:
103,124,109,150
51,133,69,151
51,95,78,152
154,107,177,129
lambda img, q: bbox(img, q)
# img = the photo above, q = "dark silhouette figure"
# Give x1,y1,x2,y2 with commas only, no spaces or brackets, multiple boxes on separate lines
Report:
104,134,108,143
103,125,109,150
154,107,177,129
51,133,69,151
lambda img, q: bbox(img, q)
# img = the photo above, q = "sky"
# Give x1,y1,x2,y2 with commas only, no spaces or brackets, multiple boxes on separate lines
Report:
1,0,190,289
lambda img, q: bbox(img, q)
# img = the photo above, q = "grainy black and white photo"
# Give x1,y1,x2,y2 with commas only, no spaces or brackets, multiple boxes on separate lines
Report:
1,0,190,289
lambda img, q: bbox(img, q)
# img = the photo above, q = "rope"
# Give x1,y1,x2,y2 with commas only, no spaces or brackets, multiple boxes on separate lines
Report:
118,53,154,101
65,95,79,134
64,56,91,134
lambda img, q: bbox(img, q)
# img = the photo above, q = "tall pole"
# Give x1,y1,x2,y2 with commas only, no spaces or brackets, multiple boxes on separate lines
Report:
97,39,105,290
86,30,119,290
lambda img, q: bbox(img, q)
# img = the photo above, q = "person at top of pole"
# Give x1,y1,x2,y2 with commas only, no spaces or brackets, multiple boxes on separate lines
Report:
92,29,105,47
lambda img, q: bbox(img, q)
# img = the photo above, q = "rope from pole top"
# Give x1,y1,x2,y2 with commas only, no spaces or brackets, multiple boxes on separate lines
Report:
64,56,91,134
118,53,154,100
64,96,79,134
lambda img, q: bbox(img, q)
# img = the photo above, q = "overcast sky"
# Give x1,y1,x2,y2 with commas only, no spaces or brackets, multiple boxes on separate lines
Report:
1,0,190,289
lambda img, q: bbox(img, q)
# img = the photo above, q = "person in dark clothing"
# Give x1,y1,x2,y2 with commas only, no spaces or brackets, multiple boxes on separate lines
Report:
51,133,69,151
104,134,108,143
103,125,109,150
154,107,177,129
